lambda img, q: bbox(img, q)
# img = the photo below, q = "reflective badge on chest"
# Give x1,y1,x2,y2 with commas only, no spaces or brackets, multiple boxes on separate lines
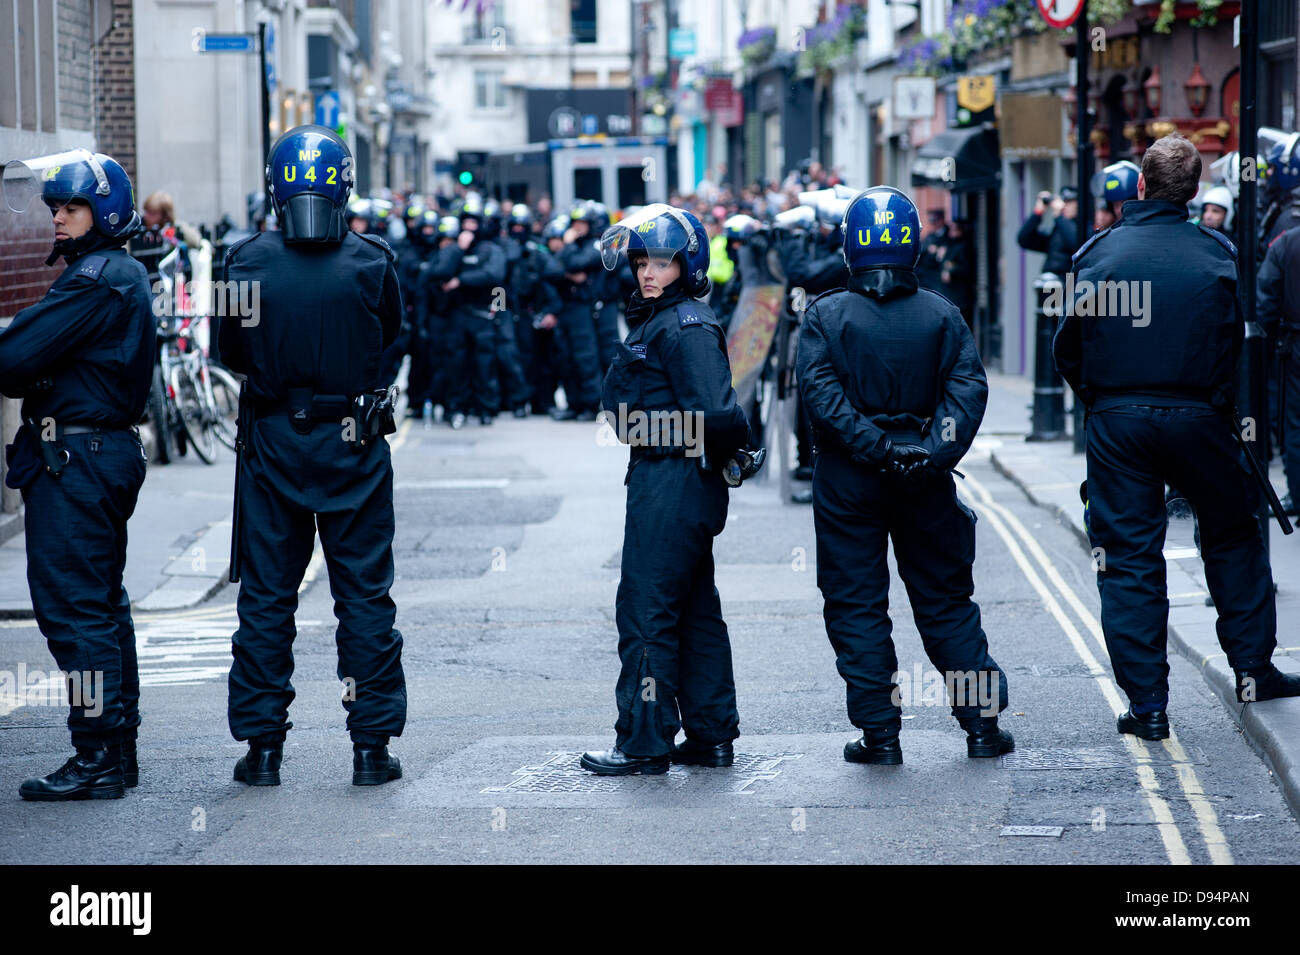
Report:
630,344,647,357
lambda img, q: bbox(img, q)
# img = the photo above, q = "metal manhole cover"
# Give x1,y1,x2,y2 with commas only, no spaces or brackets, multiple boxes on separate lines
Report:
1000,748,1129,771
481,751,804,795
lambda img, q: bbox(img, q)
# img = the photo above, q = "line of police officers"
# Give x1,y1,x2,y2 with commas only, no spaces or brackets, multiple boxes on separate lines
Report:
5,124,1300,798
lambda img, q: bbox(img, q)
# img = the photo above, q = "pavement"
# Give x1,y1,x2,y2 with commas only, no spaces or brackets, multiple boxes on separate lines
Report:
987,379,1300,823
1,372,1299,864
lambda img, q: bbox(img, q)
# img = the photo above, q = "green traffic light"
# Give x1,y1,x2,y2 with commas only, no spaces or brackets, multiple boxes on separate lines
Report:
458,171,473,185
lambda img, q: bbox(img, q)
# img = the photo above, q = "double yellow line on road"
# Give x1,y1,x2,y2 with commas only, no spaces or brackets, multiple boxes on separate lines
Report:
959,471,1231,866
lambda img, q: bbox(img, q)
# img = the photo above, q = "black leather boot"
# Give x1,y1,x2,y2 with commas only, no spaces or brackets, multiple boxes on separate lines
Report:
671,738,734,767
1235,664,1300,702
962,716,1016,757
121,738,138,789
1117,708,1170,740
353,744,402,786
579,747,670,776
233,741,283,786
20,745,125,801
843,728,903,765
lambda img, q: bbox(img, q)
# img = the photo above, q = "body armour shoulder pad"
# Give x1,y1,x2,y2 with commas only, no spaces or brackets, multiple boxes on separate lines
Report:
1197,222,1238,258
223,232,262,264
676,302,718,329
73,254,108,282
358,231,397,262
806,288,847,312
1071,226,1111,267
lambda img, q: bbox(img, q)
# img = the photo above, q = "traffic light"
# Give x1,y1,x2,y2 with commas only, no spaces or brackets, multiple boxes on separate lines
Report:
458,170,474,186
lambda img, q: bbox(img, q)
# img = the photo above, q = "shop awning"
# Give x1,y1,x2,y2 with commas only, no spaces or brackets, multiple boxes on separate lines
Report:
910,126,1001,192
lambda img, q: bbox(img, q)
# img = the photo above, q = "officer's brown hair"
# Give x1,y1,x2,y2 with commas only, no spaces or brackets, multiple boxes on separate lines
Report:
1140,134,1201,205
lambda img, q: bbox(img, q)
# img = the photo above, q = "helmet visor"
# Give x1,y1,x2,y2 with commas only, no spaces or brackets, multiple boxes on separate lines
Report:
599,202,696,271
2,149,107,214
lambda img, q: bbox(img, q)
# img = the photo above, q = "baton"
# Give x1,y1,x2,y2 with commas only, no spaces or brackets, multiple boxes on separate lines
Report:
1231,414,1294,535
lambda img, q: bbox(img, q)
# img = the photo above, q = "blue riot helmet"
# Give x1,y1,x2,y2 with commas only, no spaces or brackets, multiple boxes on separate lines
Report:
839,185,922,272
600,202,710,295
1090,160,1140,204
265,124,353,243
2,148,141,237
1265,132,1300,194
459,195,485,227
508,203,533,235
437,215,461,239
723,213,761,240
571,200,610,234
542,214,569,241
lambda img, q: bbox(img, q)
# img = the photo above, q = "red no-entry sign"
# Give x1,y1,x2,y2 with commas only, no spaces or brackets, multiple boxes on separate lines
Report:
1037,0,1084,29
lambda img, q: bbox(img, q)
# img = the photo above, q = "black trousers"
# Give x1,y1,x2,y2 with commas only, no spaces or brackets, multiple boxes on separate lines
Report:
1281,335,1300,504
449,306,501,416
228,414,406,745
812,448,1006,732
614,455,739,755
556,300,602,414
494,312,531,410
23,430,146,748
1086,404,1276,708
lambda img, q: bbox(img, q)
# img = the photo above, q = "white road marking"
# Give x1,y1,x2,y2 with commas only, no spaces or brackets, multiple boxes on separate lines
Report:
962,470,1232,865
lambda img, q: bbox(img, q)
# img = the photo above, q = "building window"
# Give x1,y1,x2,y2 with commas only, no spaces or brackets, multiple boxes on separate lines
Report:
571,0,596,44
475,70,507,111
467,2,508,44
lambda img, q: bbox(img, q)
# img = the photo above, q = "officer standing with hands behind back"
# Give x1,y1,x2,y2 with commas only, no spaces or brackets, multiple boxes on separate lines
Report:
1,149,153,800
580,204,763,775
797,186,1011,766
1054,133,1300,742
220,125,408,787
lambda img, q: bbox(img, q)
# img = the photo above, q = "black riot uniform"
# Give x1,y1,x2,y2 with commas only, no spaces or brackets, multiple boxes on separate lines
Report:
1,149,153,800
580,204,758,775
1054,192,1299,728
505,233,563,414
219,124,406,786
1259,225,1300,510
443,226,508,424
551,224,605,419
797,185,1010,765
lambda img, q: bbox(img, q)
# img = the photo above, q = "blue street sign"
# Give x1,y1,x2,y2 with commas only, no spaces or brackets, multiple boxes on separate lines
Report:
581,114,599,136
197,33,257,53
669,28,696,58
315,91,340,129
265,21,276,91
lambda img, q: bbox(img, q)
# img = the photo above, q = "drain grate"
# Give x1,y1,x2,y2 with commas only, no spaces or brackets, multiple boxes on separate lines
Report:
1000,748,1130,771
481,751,804,795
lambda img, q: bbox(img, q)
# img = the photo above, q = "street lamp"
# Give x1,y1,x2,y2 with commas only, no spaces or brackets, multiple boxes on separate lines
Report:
1144,64,1162,116
1122,84,1140,120
1184,62,1210,118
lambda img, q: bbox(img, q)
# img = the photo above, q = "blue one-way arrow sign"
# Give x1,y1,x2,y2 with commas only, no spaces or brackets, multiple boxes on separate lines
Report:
315,91,340,128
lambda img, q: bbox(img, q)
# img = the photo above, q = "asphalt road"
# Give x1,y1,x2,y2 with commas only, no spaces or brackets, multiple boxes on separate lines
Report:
1,410,1297,865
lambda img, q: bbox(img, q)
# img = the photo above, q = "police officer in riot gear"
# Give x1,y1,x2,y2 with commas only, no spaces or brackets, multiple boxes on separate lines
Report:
1091,159,1141,231
797,185,1011,765
581,204,759,775
549,201,607,420
220,125,407,786
1,149,153,800
1055,134,1300,740
434,196,507,428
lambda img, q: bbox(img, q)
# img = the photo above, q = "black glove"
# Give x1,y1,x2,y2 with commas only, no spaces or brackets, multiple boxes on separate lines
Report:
883,442,932,480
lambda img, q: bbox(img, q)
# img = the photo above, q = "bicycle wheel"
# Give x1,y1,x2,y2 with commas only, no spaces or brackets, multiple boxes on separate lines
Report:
147,363,172,464
169,361,217,464
208,364,241,452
